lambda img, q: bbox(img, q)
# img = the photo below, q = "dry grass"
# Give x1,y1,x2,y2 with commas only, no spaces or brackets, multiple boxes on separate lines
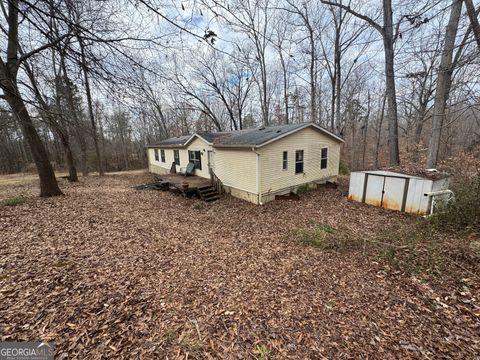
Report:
0,169,147,187
0,172,478,359
0,173,51,187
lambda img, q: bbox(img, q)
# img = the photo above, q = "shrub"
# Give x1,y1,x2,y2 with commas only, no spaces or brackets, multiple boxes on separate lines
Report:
290,224,339,249
296,184,310,194
3,196,26,206
339,160,350,175
430,173,480,231
254,344,271,360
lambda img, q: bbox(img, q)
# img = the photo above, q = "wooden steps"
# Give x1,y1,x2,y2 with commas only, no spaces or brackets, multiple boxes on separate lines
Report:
197,185,221,202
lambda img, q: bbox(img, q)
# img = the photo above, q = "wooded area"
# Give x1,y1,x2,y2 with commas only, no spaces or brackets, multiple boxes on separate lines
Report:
0,0,479,196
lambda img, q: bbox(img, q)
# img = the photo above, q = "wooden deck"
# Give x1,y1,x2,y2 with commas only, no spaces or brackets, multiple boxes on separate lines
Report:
154,173,212,191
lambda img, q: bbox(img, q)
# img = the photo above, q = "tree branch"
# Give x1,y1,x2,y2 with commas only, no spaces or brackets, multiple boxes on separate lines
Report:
464,0,480,50
320,1,384,34
17,33,71,65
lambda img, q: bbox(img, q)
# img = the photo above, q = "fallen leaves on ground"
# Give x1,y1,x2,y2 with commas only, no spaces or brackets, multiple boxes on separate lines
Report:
0,172,478,359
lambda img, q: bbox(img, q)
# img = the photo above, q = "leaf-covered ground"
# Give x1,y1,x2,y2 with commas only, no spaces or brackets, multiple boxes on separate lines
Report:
0,172,478,359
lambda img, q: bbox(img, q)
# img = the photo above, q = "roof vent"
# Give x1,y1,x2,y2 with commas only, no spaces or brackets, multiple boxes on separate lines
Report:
258,126,266,130
276,129,281,133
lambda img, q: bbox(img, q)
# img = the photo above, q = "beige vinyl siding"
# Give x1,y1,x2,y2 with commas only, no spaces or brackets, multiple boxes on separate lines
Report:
149,162,170,175
184,137,212,179
214,148,257,195
147,137,213,179
259,127,340,195
147,147,169,175
225,185,259,204
147,148,175,173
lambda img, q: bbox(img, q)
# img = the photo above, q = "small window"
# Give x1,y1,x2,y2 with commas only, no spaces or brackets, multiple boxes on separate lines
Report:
160,149,165,162
282,151,288,170
154,149,159,161
174,150,180,165
188,150,202,170
320,147,328,169
295,150,304,174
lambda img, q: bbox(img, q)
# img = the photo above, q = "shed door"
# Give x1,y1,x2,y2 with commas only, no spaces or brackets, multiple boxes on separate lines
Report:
364,175,384,207
382,177,406,211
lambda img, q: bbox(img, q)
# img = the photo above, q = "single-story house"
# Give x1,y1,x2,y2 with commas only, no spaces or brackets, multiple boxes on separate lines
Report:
146,122,344,204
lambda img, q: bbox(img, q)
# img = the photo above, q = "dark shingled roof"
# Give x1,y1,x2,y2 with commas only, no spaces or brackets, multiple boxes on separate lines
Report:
147,123,343,148
214,123,308,146
196,132,232,144
147,135,191,148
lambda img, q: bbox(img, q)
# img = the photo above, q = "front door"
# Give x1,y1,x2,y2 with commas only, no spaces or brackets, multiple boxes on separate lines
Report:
207,150,215,171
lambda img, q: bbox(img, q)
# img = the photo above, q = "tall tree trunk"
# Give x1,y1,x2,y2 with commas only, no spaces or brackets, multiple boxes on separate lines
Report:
76,131,88,176
321,0,399,159
426,0,463,168
334,53,341,132
362,91,371,168
279,52,289,124
53,67,78,181
59,52,88,176
3,88,63,196
330,76,336,130
0,0,62,196
57,130,78,181
308,27,316,123
383,0,400,166
23,56,79,182
375,94,387,168
464,0,480,49
333,22,342,132
77,35,104,175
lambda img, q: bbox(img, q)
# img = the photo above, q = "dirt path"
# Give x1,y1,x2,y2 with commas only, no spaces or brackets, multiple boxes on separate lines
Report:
0,173,478,358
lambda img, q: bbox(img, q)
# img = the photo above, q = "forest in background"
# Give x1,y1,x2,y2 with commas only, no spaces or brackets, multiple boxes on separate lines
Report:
0,0,479,196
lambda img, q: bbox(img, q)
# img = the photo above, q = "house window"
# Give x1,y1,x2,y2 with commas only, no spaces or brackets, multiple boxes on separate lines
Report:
160,149,165,163
188,150,202,170
174,150,180,165
321,147,328,169
282,151,288,170
154,149,159,161
295,150,304,174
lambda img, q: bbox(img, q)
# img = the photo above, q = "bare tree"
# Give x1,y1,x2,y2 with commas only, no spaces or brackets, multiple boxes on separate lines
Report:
0,0,63,196
271,15,295,124
426,0,463,168
464,0,480,49
284,0,320,123
321,0,400,165
207,0,274,126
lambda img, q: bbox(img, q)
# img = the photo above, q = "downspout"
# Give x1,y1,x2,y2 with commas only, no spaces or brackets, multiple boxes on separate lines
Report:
253,147,262,205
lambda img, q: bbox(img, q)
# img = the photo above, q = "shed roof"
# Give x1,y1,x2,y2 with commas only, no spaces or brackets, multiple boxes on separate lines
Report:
147,122,343,149
354,169,450,181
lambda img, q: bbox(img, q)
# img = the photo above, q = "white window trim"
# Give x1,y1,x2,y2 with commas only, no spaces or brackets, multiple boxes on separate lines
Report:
295,149,304,174
188,150,202,170
320,146,328,169
282,151,288,171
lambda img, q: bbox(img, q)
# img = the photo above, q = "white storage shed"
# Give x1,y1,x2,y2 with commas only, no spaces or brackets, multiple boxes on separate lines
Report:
348,170,450,215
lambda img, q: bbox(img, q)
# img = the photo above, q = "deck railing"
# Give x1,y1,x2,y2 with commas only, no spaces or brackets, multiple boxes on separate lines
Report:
209,168,224,194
